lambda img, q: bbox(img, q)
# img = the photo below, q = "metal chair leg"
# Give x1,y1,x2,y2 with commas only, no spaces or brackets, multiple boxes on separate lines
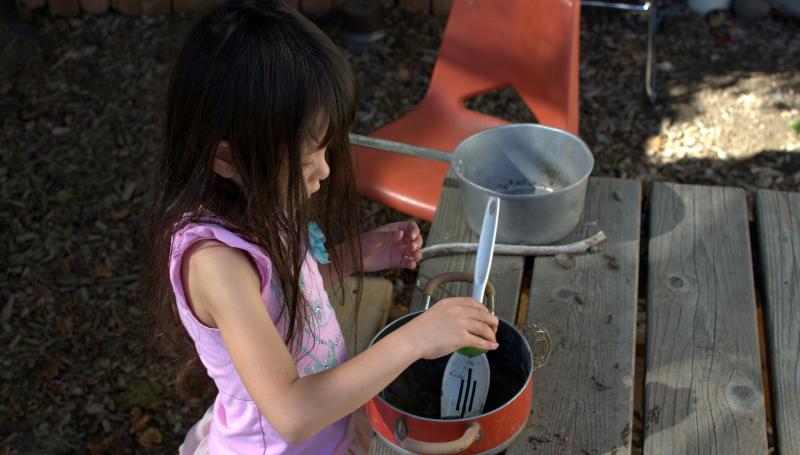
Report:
645,2,657,101
582,0,658,101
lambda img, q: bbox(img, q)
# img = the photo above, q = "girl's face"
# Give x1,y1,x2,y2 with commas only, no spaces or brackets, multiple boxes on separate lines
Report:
300,135,329,196
212,117,330,199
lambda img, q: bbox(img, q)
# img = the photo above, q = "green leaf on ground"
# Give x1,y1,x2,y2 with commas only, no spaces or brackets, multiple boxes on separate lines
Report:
790,120,800,135
117,380,164,408
55,188,74,202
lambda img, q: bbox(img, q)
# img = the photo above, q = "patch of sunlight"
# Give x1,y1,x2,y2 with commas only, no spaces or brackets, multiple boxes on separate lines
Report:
645,72,800,165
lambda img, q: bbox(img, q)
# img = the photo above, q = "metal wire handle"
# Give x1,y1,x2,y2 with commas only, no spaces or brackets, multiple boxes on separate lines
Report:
518,323,552,371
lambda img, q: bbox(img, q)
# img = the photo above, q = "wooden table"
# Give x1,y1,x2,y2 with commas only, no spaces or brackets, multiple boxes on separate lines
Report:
371,174,800,454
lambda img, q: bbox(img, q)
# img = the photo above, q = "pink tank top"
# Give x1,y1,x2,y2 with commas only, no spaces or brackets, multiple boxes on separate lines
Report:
169,220,354,454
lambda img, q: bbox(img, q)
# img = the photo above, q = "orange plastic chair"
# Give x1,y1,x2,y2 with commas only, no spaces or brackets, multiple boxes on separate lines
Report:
354,0,581,221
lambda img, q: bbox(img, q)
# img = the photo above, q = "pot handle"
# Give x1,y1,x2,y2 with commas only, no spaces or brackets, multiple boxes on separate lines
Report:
399,422,481,454
422,272,496,314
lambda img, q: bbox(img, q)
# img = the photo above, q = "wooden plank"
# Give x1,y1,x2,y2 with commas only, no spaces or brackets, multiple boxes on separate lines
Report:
508,177,641,454
410,170,524,324
644,183,767,454
330,276,393,358
369,435,399,454
755,190,800,454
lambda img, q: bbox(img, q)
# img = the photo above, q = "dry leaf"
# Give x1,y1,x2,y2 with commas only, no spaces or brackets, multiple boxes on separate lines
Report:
388,304,409,321
554,253,574,269
603,253,621,270
56,316,74,336
645,135,663,152
38,356,64,380
129,407,151,434
395,67,412,81
88,436,115,455
90,266,113,278
137,427,162,448
112,208,131,221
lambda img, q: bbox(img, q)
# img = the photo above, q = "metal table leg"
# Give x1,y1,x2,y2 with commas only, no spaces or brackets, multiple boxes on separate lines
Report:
582,0,658,102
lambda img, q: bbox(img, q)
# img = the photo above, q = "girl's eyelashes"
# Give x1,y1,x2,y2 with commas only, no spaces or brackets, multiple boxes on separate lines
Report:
301,147,326,165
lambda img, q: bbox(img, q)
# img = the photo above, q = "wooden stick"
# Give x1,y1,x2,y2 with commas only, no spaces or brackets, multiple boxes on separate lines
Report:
420,231,607,261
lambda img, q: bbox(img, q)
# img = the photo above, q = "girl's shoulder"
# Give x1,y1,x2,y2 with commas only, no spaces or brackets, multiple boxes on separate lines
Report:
170,216,274,291
172,216,259,256
179,236,264,328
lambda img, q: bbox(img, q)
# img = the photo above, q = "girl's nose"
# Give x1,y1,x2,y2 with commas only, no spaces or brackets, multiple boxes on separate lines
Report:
317,154,330,181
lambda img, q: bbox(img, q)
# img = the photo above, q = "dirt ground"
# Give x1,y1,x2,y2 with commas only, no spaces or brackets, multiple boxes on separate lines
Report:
0,0,798,452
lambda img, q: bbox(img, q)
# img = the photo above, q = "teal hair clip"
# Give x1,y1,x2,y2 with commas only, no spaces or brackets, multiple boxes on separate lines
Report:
308,221,330,264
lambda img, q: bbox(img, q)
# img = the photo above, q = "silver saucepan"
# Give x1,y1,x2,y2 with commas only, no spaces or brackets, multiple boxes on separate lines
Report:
350,124,594,245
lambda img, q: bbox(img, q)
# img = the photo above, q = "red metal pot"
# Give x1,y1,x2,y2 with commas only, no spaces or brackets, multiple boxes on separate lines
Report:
367,273,535,454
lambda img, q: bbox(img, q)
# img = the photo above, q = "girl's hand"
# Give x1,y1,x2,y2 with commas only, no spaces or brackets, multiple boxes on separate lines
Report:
359,221,423,272
399,297,499,360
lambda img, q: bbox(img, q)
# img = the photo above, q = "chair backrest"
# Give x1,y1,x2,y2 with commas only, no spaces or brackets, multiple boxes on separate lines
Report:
425,0,580,134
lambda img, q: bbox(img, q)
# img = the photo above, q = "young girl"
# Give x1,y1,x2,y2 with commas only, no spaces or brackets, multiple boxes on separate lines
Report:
144,1,500,453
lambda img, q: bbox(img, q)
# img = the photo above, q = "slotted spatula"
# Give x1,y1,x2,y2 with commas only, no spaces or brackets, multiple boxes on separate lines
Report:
441,197,500,419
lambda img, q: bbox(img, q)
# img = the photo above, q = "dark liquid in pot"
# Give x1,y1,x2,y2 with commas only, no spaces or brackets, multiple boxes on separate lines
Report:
376,315,531,419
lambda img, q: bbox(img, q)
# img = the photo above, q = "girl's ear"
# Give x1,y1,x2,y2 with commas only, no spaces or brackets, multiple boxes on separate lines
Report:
213,141,237,180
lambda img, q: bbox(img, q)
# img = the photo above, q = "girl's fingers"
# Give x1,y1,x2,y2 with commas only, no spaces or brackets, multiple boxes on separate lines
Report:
465,320,497,343
463,305,499,331
366,229,400,246
407,236,423,254
405,242,422,257
476,312,500,332
465,334,499,351
463,298,490,311
409,225,421,241
400,222,421,245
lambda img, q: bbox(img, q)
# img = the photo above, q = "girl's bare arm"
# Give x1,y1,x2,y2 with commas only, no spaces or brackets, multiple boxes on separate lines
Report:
318,221,423,288
184,244,497,443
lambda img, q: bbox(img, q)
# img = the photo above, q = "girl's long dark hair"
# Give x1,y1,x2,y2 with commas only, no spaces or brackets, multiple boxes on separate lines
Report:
143,0,360,399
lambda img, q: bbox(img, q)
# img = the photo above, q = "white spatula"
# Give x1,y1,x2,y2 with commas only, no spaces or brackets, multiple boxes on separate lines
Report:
441,197,500,419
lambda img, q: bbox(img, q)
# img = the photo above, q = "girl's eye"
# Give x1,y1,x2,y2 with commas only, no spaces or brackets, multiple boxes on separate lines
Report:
302,148,325,166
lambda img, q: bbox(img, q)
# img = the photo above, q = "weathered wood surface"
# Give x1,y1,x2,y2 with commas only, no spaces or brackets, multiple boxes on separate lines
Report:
644,183,767,454
755,190,800,455
409,170,525,323
369,435,399,454
330,276,393,358
508,177,641,454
